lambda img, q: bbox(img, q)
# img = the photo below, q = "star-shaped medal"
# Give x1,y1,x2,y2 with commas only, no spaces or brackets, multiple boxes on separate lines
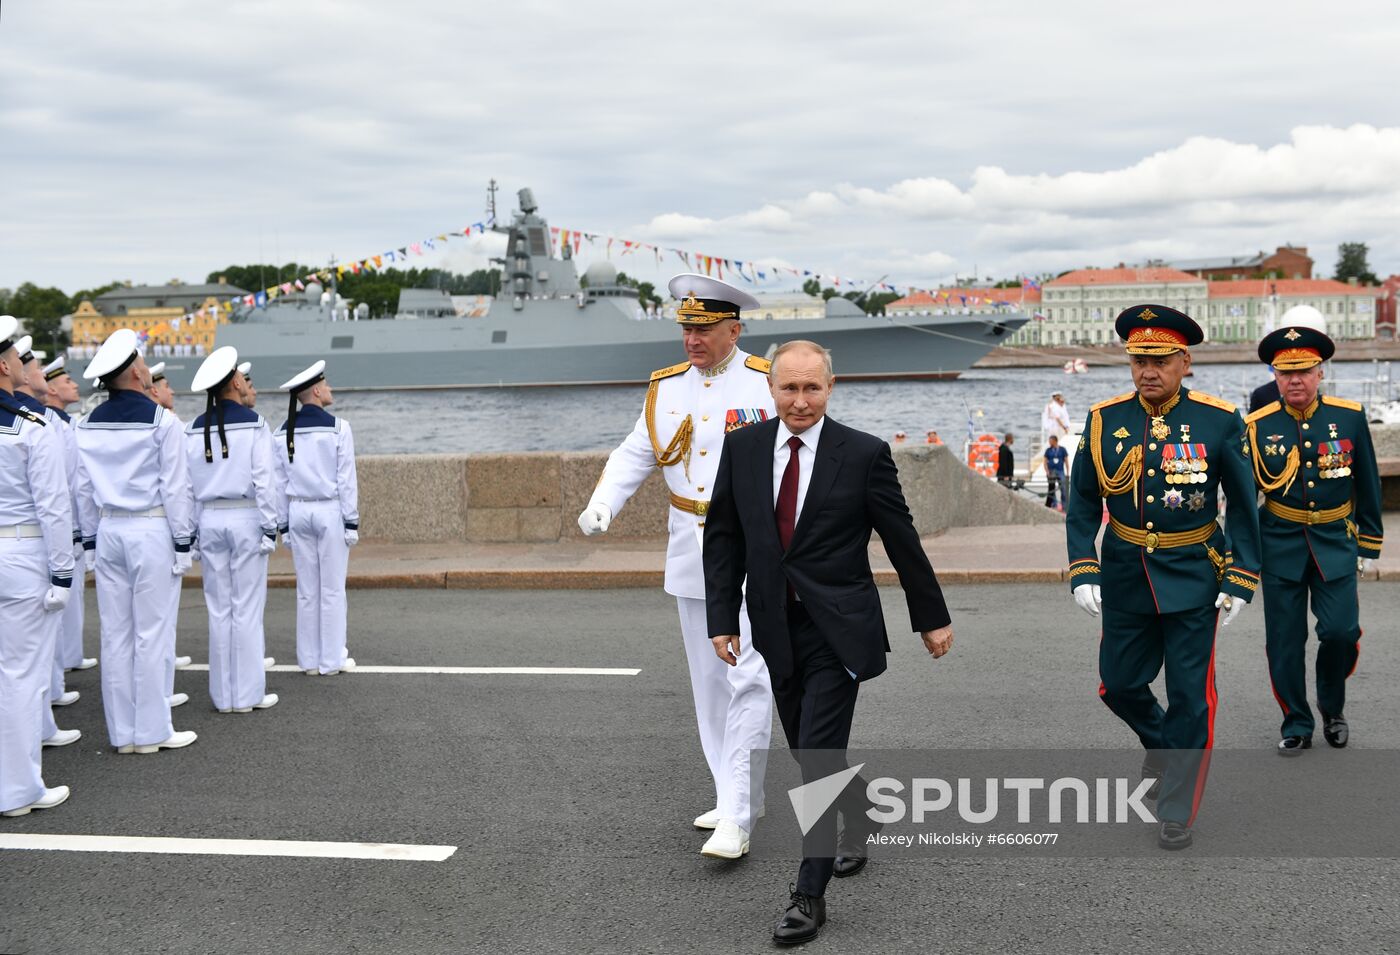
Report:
1187,490,1206,511
1150,417,1170,441
1163,489,1184,510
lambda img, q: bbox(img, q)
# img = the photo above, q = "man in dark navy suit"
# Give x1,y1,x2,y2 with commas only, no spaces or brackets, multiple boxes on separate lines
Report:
703,340,953,946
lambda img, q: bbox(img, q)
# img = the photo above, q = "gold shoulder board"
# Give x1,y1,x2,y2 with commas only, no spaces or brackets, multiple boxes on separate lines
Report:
1322,395,1363,412
1188,390,1237,413
744,355,772,374
649,361,691,382
1090,391,1135,412
1245,400,1281,424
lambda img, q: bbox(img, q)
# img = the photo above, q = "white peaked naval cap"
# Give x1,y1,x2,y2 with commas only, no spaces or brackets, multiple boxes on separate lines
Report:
84,328,141,380
0,315,18,350
280,359,326,392
1278,304,1327,333
43,355,67,379
238,361,252,377
666,272,761,318
148,362,167,381
192,346,240,393
13,335,33,360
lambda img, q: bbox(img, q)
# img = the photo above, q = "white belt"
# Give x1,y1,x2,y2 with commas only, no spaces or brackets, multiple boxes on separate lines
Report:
100,506,167,519
289,496,334,503
0,523,43,539
204,498,256,510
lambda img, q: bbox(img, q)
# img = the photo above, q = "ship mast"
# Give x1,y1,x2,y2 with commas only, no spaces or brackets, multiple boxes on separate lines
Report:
486,179,498,226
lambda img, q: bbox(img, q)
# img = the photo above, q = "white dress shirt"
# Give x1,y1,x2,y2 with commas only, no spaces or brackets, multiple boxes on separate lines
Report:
772,415,825,526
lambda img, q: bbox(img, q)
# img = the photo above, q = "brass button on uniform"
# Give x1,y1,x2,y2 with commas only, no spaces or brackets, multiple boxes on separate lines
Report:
1147,469,1156,476
1149,443,1158,451
1305,461,1313,468
1302,423,1310,430
697,486,705,493
702,415,709,421
1304,441,1312,448
1308,481,1315,488
1309,501,1318,509
1146,495,1155,503
1146,521,1155,530
699,449,708,456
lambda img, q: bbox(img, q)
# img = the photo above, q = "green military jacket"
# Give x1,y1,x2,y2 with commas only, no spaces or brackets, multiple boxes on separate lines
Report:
1066,387,1262,615
1245,394,1383,582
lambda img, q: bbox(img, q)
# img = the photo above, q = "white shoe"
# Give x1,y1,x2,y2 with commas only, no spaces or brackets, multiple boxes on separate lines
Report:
53,690,80,706
43,728,82,747
325,657,356,676
70,657,98,671
264,657,276,669
253,693,278,709
116,744,135,754
694,807,722,830
2,785,70,817
174,655,192,669
168,692,189,707
304,668,319,676
134,730,197,754
700,820,750,859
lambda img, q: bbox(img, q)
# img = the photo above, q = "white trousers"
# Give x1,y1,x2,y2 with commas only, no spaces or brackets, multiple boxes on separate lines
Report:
95,518,177,747
199,508,269,710
0,538,60,812
289,500,349,674
675,596,772,832
58,542,86,668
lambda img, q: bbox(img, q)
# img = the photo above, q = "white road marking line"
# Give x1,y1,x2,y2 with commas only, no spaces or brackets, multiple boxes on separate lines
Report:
0,833,456,861
183,664,641,675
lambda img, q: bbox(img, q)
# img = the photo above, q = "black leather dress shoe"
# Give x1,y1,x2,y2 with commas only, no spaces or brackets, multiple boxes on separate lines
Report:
773,885,826,946
1323,714,1349,748
833,853,868,878
1277,735,1312,757
1157,820,1193,850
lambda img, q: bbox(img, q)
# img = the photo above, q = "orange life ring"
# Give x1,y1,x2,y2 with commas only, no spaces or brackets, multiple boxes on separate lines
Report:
967,432,1000,477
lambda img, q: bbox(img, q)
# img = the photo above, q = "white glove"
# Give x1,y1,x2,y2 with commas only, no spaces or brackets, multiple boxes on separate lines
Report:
281,531,293,551
1359,557,1375,576
42,586,71,613
1073,583,1102,617
577,502,612,536
1215,591,1244,627
344,529,359,548
172,551,193,577
191,543,202,563
84,548,96,572
259,534,277,556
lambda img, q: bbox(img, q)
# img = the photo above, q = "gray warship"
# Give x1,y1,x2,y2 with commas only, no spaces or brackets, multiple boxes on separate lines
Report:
159,188,1030,392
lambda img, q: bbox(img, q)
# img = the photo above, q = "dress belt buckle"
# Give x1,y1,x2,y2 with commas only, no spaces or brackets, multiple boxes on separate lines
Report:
1145,531,1159,553
1307,511,1319,524
695,500,708,516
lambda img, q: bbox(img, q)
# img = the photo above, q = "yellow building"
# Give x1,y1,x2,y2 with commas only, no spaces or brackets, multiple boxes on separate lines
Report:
68,280,247,357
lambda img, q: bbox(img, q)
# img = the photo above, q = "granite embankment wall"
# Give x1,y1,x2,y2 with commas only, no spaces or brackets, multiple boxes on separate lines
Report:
354,444,1063,544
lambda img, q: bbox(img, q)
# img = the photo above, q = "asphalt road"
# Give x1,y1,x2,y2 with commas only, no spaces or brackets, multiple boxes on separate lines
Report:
3,584,1398,954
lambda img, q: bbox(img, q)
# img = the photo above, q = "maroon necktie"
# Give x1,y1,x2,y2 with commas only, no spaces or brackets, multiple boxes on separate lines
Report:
775,435,802,551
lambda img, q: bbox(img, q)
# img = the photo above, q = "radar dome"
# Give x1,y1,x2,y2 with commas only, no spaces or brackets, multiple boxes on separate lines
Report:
305,282,323,299
584,262,619,287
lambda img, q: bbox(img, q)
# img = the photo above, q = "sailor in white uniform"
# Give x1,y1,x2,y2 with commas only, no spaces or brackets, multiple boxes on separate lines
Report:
43,356,99,677
0,316,73,816
578,274,776,859
145,360,193,699
237,361,258,408
74,329,198,754
274,361,359,676
186,348,280,714
11,338,82,748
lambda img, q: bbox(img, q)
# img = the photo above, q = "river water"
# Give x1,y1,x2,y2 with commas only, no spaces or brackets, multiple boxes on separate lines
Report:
173,361,1388,456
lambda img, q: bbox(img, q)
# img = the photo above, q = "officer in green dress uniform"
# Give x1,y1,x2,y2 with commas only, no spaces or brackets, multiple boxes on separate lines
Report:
1065,304,1262,850
1245,325,1382,755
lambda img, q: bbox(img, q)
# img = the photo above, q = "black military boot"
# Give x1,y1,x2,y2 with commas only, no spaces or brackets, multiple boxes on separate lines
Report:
1322,712,1349,748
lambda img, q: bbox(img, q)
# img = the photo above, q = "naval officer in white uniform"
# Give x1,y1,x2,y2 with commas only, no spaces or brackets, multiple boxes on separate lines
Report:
187,347,280,713
10,338,83,747
43,356,99,677
579,274,776,860
274,361,359,676
74,329,198,754
0,316,74,816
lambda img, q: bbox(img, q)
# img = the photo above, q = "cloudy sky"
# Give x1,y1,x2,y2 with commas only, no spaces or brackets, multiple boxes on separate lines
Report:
3,1,1399,296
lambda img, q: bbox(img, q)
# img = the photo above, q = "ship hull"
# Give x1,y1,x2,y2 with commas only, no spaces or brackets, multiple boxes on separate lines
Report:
156,309,1030,392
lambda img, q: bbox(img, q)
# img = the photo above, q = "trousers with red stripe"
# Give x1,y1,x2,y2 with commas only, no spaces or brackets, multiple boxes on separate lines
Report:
1262,565,1359,739
1099,603,1218,825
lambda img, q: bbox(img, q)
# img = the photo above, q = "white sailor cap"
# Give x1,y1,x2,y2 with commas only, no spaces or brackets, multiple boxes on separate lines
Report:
148,361,167,382
12,335,35,362
43,356,68,381
84,328,141,381
192,346,239,393
0,315,17,353
666,273,760,324
280,360,325,394
237,361,252,380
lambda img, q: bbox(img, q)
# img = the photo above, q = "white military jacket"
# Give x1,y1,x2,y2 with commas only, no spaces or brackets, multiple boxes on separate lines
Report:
591,347,776,598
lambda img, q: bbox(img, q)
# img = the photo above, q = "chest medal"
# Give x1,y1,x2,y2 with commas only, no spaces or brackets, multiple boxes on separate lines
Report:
1161,443,1208,484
